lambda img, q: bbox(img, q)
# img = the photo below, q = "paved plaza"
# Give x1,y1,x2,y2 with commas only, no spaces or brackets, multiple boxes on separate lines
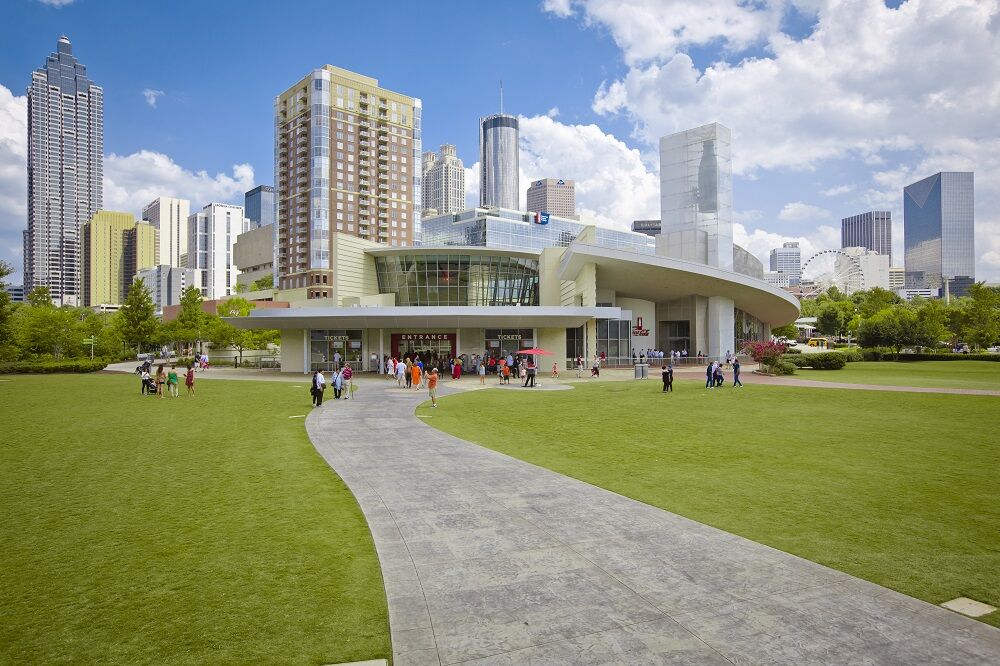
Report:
306,381,1000,665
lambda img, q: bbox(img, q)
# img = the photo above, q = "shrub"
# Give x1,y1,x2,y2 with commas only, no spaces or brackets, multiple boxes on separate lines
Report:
840,348,864,363
0,359,108,374
782,354,810,368
773,360,797,375
781,352,847,369
784,347,803,354
861,349,1000,362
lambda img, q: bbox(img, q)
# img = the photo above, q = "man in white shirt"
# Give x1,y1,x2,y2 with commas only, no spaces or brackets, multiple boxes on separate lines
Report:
312,370,326,406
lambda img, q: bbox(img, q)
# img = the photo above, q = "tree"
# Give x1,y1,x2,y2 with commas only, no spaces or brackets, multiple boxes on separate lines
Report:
857,306,918,357
169,287,212,350
959,283,1000,350
115,278,159,354
210,297,279,365
854,287,902,318
16,303,82,358
0,261,15,356
250,273,274,291
771,322,798,340
816,304,846,337
742,340,788,373
27,286,52,307
913,298,950,349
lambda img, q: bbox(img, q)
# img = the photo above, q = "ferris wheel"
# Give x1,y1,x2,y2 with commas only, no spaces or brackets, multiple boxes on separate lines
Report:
799,249,865,297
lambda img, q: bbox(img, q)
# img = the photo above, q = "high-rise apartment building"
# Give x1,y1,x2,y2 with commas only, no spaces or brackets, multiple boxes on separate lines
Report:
245,185,275,230
141,197,190,268
841,211,892,263
479,114,519,210
275,65,421,295
904,172,975,297
421,144,465,217
526,178,577,219
187,203,247,299
135,265,194,313
769,242,801,286
81,211,157,307
24,36,103,306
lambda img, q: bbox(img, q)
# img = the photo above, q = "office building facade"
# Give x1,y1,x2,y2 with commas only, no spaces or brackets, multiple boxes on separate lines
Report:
889,266,905,292
841,211,892,263
24,36,103,306
904,172,975,297
6,285,25,303
479,114,519,210
421,144,465,217
769,242,801,286
141,197,190,268
234,223,275,288
188,203,247,299
275,65,421,296
81,211,157,307
245,185,275,230
527,178,577,219
135,265,194,313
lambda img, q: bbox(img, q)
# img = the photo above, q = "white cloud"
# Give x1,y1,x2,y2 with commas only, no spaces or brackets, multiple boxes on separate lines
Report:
821,184,853,197
546,106,560,118
37,0,75,6
464,163,479,209
733,222,840,270
0,86,28,281
104,151,254,214
544,0,784,65
518,115,659,229
142,89,165,108
777,202,833,223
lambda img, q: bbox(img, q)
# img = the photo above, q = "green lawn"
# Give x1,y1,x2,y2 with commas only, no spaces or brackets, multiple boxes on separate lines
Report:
796,360,1000,390
422,380,1000,628
0,373,389,665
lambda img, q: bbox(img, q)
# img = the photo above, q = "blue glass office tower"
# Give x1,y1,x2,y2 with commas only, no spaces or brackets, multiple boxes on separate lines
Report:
244,185,275,230
903,172,974,297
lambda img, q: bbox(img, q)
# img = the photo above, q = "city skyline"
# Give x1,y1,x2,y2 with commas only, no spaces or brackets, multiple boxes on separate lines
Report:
1,1,999,287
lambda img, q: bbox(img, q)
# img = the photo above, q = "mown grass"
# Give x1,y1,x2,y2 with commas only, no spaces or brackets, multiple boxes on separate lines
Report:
0,373,389,665
796,359,1000,390
422,379,1000,628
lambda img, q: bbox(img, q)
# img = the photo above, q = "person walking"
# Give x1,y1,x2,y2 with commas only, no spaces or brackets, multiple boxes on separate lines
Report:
478,360,486,385
167,366,179,398
661,364,672,392
185,364,196,396
705,361,714,389
342,363,354,399
155,364,166,398
551,361,559,378
404,359,413,389
411,361,422,391
575,356,583,378
397,358,406,387
428,367,439,407
732,358,743,387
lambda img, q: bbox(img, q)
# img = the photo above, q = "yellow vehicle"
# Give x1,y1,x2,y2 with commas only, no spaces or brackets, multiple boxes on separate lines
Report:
807,337,829,348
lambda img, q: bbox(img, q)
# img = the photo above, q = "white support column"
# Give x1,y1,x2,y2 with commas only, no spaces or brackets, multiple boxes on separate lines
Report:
455,327,461,358
302,329,309,374
378,328,384,372
706,296,735,363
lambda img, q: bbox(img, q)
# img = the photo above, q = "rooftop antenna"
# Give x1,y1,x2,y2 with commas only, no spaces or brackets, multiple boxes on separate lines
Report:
500,80,504,115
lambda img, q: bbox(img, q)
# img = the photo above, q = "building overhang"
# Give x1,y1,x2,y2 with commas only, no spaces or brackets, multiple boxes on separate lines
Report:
364,245,542,260
226,305,622,330
559,243,801,325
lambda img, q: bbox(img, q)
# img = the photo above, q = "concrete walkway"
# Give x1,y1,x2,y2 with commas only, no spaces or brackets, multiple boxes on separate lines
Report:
306,383,1000,665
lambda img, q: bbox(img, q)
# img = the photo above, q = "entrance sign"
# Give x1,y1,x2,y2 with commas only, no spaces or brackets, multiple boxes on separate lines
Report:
391,332,457,359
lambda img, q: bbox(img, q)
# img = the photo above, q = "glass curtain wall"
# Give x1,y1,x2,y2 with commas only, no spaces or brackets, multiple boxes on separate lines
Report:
596,318,631,366
734,309,765,349
310,329,363,371
375,254,539,306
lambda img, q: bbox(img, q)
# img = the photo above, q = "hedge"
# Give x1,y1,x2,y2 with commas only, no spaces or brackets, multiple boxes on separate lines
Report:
0,359,109,374
773,360,797,375
861,350,1000,362
781,351,847,370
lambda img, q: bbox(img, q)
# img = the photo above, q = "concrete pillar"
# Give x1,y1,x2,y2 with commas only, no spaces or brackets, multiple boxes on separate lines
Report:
706,296,735,363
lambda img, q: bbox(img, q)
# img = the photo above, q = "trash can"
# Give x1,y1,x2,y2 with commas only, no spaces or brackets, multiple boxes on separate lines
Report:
634,363,648,379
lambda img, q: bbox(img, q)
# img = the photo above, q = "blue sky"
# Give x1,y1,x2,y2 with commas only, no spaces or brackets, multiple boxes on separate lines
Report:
1,0,998,284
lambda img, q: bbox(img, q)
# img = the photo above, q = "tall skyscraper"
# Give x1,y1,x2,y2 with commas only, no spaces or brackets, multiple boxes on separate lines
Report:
187,203,247,299
479,114,519,210
660,123,733,270
421,144,465,216
244,185,275,230
904,172,975,297
81,211,157,307
769,242,801,286
275,65,421,294
24,36,103,306
141,197,190,268
526,178,577,219
841,211,891,263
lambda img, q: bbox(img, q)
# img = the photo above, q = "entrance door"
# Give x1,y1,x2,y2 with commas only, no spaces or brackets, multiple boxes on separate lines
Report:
391,333,456,361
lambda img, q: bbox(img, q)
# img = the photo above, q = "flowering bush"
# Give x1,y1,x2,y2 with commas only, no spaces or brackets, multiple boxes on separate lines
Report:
742,340,788,373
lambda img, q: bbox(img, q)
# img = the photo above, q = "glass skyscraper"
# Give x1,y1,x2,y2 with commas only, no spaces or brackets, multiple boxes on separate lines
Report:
842,211,892,263
244,185,275,230
904,172,974,297
479,114,519,210
24,36,103,306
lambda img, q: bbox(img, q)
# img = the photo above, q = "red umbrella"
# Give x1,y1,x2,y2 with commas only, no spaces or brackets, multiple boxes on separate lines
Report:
518,348,553,355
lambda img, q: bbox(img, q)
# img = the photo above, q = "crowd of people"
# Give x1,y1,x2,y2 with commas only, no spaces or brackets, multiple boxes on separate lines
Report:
137,359,196,398
310,363,354,406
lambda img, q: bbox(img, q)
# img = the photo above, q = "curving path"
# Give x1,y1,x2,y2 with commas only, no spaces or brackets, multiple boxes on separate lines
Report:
305,381,1000,665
